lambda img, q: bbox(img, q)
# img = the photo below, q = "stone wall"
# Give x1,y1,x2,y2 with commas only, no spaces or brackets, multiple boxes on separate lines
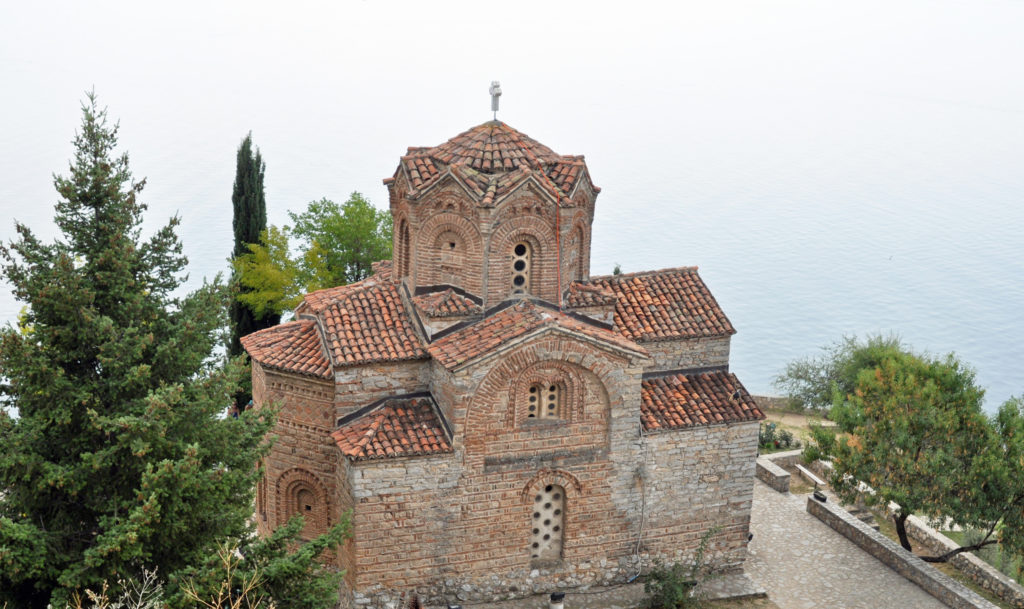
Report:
338,336,759,607
906,515,1024,609
640,336,730,373
642,421,759,570
333,360,431,419
807,495,998,609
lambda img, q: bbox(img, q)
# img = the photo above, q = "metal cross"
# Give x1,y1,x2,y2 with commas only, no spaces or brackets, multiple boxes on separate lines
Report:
490,81,502,120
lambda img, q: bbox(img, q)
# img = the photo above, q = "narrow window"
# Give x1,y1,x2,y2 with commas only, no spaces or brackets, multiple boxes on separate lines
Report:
527,383,562,419
399,220,411,277
511,241,532,295
530,484,565,560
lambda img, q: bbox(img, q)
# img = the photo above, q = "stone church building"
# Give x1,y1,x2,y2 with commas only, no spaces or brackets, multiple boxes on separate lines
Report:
241,121,765,607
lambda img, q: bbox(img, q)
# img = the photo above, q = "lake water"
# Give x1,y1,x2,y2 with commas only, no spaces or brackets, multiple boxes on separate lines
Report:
1,1,1022,410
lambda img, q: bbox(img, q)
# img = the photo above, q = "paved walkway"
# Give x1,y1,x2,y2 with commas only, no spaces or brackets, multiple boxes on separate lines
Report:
746,480,948,609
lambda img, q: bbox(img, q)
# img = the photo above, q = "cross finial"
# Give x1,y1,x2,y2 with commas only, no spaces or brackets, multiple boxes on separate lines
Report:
489,81,502,120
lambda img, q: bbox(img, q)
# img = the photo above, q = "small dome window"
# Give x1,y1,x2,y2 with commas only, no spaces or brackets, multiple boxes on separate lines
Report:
511,241,532,295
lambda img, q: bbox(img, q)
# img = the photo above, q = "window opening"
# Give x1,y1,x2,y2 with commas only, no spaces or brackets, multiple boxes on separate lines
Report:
527,383,561,419
530,484,564,559
511,241,531,295
399,220,410,277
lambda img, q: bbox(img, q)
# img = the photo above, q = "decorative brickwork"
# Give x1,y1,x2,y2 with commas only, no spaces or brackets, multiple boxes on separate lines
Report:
243,119,763,609
276,467,331,539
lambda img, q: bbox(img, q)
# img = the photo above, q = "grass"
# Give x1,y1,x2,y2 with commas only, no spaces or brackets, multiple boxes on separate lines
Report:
941,530,1023,584
871,510,1015,609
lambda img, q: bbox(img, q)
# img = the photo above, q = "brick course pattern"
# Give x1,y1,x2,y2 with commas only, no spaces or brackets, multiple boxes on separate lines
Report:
243,120,765,608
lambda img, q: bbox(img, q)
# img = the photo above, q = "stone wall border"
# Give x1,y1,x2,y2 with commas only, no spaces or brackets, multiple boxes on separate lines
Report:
813,457,1024,608
754,457,790,493
905,515,1024,609
806,495,999,609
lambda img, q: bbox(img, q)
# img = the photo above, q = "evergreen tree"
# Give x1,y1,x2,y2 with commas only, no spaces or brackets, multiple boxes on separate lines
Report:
0,95,275,608
229,133,277,357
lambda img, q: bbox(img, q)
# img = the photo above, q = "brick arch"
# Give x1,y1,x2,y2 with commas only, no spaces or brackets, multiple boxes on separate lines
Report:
466,336,618,434
488,216,557,303
507,360,586,426
275,467,330,538
394,213,412,280
521,468,583,501
417,212,483,295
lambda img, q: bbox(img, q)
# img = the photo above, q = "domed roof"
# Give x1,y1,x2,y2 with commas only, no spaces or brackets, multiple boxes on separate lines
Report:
389,121,598,204
424,121,561,173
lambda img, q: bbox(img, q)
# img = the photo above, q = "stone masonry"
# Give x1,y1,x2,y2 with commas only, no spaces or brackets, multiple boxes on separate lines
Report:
241,121,765,608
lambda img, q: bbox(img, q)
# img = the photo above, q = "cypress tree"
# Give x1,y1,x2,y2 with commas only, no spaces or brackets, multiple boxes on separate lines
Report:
0,95,274,608
229,133,278,357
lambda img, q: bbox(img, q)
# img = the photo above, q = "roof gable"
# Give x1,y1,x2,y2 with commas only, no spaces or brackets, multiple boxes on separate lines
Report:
241,319,331,379
428,300,647,371
391,122,596,203
302,278,428,367
586,267,736,342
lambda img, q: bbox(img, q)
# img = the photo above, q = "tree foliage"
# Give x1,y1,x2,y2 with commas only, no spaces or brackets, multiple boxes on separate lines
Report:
232,193,391,318
773,334,903,411
172,516,349,609
229,133,277,357
0,95,277,608
802,337,1024,562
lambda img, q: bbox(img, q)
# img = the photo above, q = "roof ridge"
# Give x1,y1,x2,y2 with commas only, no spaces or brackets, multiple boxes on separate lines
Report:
590,265,700,281
354,409,388,452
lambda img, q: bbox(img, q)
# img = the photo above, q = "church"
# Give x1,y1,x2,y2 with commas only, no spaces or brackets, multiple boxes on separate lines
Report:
241,117,765,608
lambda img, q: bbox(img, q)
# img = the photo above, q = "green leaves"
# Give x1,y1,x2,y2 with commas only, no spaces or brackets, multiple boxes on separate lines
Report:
232,192,392,320
0,95,273,608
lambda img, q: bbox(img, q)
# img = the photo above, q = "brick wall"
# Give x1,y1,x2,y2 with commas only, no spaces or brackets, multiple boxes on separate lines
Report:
336,335,758,607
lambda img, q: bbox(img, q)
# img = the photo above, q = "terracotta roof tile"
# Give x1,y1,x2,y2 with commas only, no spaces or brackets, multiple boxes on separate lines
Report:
641,371,764,431
330,396,452,461
428,300,646,370
586,267,735,342
370,259,392,280
241,320,331,379
302,278,428,367
395,122,596,202
413,288,482,318
565,281,618,308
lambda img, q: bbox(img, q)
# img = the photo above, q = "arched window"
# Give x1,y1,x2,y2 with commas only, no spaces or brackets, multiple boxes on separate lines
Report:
511,241,532,295
527,382,563,419
572,226,585,280
530,484,565,560
398,219,411,277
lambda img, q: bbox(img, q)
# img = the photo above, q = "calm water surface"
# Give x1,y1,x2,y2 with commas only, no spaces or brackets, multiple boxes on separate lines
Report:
1,1,1022,410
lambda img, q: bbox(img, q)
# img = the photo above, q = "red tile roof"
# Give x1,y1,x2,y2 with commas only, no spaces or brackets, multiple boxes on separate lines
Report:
412,288,482,318
241,320,331,379
330,397,452,461
641,371,764,431
301,278,428,367
370,259,392,280
428,300,646,370
394,122,597,203
565,281,618,308
586,267,736,342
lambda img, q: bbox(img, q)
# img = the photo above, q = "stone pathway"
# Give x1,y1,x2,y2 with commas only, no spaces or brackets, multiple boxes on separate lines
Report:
746,480,948,609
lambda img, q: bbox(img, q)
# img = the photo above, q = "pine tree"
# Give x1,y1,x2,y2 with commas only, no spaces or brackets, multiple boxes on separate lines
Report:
0,94,275,608
229,133,278,357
